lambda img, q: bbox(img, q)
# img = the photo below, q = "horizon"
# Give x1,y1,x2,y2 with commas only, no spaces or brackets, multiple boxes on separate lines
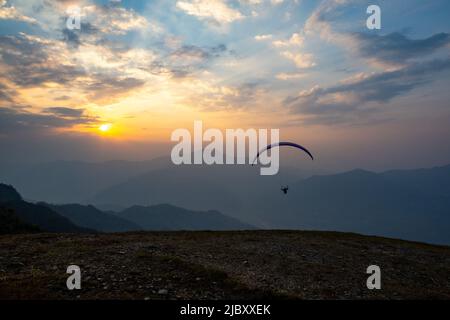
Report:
2,152,450,175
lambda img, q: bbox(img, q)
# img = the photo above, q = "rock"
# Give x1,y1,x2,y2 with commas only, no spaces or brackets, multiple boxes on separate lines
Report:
158,289,168,295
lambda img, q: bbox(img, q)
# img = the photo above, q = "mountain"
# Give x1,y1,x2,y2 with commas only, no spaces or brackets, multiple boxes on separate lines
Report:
381,164,450,197
90,164,303,225
0,183,252,233
1,201,93,233
45,203,141,233
0,183,92,233
117,204,254,231
0,206,40,234
90,164,450,244
0,183,22,202
0,158,305,221
3,161,450,244
254,168,450,244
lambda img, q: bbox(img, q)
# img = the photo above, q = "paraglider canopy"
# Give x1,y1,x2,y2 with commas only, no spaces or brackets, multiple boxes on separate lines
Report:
252,141,314,165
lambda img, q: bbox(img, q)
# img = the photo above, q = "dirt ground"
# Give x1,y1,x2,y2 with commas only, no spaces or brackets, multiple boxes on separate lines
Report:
0,230,449,300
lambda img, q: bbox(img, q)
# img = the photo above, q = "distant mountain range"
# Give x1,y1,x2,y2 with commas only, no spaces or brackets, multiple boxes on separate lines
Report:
84,163,450,244
117,204,254,231
1,162,449,245
43,203,141,233
254,168,450,244
0,184,91,233
0,183,252,234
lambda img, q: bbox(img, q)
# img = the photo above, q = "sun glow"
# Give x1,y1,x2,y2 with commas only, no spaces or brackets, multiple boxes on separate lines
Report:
99,123,112,132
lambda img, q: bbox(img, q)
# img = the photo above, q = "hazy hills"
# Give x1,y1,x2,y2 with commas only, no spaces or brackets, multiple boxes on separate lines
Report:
0,183,252,234
0,184,91,233
91,164,450,245
44,204,141,233
118,204,254,231
255,168,450,244
1,161,450,244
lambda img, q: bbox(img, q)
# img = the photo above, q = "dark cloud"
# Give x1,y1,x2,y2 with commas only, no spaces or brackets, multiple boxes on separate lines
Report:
85,76,146,99
12,65,86,87
352,32,450,65
0,83,17,102
170,44,228,61
0,34,145,101
171,45,210,60
62,22,99,48
148,44,230,78
43,107,85,118
285,58,450,125
0,107,99,134
0,35,48,66
53,95,71,101
62,28,80,46
0,34,86,86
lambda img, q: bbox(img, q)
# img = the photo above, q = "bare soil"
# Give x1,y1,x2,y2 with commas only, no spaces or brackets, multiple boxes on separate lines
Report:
0,230,449,300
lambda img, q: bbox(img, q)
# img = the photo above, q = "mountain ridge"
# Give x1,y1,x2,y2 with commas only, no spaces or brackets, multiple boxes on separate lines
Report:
117,203,254,231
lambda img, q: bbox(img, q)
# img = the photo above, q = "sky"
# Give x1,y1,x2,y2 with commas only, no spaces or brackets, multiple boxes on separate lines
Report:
0,0,449,172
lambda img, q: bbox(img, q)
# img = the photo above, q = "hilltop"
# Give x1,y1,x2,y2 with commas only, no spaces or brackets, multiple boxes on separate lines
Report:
0,230,449,300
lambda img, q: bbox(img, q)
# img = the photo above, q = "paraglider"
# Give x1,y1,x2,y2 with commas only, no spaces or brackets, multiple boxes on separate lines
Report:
252,141,314,165
253,141,314,195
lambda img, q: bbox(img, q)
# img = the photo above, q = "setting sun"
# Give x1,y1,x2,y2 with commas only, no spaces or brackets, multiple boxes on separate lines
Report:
99,123,112,132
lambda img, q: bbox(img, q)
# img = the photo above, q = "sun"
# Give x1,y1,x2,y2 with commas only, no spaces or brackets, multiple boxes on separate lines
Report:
99,123,112,132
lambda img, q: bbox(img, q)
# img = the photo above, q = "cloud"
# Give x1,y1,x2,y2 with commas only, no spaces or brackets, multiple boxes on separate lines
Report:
0,82,17,102
254,34,272,41
305,1,450,68
180,80,268,111
81,3,152,35
176,0,244,24
149,44,230,78
281,51,316,69
0,33,148,102
304,0,349,42
1,0,154,39
170,44,227,62
0,0,37,24
0,33,86,86
285,58,450,124
273,32,304,47
42,107,85,118
351,32,450,66
0,106,99,133
276,72,306,80
84,76,146,100
261,32,314,69
298,0,450,126
61,22,99,48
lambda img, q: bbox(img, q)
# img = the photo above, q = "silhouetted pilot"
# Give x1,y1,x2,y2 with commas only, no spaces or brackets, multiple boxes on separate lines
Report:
281,186,289,195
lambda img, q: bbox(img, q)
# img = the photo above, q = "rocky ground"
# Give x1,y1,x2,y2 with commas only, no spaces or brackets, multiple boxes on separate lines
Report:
0,230,449,300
